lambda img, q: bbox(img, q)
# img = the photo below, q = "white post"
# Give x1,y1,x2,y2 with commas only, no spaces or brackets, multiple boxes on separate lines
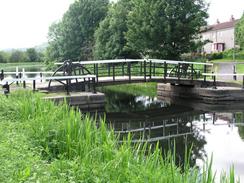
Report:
16,67,19,77
22,68,25,78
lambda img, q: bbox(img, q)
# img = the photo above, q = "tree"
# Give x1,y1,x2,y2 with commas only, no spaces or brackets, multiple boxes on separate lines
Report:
236,14,244,50
9,50,27,63
126,0,208,59
94,0,139,59
47,0,109,62
0,51,9,63
26,48,39,62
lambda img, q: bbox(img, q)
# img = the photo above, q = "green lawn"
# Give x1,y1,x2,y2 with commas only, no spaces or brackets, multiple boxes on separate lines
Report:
237,64,244,73
209,59,244,63
98,82,157,97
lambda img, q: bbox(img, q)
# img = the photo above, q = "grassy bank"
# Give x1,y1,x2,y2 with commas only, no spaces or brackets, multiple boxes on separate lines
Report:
98,82,157,97
209,59,244,63
237,64,244,73
0,62,45,71
0,91,238,182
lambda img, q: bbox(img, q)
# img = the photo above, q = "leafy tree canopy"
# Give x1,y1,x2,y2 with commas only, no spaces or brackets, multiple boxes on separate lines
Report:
26,48,39,62
94,0,140,59
126,0,208,59
9,50,27,63
47,0,109,62
0,51,9,63
236,14,244,50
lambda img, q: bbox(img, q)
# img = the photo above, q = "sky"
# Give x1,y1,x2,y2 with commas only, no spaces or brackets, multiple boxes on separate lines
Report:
0,0,243,50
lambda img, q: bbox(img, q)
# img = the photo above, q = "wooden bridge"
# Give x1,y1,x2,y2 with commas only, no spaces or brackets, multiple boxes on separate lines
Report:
0,59,215,94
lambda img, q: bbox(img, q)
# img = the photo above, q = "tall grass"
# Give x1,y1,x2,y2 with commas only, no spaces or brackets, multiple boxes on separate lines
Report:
0,91,239,182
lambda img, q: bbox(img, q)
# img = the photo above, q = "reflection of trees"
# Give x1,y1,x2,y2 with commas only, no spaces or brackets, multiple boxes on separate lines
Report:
236,112,244,140
108,111,207,168
102,89,207,168
103,90,165,112
155,115,206,168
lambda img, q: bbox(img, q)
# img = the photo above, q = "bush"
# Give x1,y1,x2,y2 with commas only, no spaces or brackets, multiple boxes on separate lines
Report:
205,52,223,60
181,53,207,62
221,49,244,60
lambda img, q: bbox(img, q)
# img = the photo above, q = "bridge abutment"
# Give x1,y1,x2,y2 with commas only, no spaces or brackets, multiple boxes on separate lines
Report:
157,83,244,102
44,92,105,110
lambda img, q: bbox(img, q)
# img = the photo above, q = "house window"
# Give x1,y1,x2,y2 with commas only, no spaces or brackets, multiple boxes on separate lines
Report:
213,43,225,52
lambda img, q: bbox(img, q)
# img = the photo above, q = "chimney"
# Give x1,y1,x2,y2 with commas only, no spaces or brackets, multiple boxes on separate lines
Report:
216,19,220,24
230,15,235,21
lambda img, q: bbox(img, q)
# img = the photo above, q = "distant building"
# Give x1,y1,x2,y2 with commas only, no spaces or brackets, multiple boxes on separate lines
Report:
201,16,239,53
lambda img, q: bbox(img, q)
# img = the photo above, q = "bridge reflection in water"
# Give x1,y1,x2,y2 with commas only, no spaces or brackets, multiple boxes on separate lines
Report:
87,89,244,169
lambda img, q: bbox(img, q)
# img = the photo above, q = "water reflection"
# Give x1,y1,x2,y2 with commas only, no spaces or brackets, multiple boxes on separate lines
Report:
103,89,166,112
4,65,45,79
96,89,244,180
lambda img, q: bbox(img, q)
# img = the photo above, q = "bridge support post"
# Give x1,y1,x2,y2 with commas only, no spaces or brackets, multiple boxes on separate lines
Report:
122,63,125,76
88,78,91,92
153,63,156,76
203,65,207,83
40,72,43,83
23,80,26,89
140,62,143,75
33,80,36,92
65,79,70,95
19,73,22,84
96,64,99,82
149,60,152,79
0,70,4,80
242,76,244,89
144,60,147,81
164,62,167,81
112,63,115,81
108,64,111,76
92,77,97,94
16,75,19,86
93,64,96,75
3,82,10,95
177,63,181,80
128,62,131,82
213,75,217,89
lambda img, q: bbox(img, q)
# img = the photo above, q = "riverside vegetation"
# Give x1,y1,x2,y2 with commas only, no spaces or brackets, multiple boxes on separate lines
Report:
0,91,239,182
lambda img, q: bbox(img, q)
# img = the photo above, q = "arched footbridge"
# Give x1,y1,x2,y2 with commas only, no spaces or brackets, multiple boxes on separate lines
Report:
0,59,215,94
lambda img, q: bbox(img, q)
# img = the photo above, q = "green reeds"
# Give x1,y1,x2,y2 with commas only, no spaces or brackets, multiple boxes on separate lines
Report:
0,91,239,182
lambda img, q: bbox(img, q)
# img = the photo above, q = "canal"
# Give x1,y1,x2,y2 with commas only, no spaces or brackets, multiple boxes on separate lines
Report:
3,65,244,180
98,86,244,181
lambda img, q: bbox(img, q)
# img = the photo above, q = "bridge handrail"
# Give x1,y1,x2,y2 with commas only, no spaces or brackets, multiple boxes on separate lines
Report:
203,73,244,76
55,59,213,66
150,59,213,66
55,59,144,65
1,75,96,83
3,71,63,75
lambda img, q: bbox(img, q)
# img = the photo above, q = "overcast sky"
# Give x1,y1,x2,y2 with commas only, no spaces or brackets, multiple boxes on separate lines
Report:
0,0,243,50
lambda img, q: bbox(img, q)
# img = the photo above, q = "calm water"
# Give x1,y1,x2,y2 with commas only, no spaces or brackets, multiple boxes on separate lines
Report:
3,65,45,79
4,65,244,179
101,89,244,181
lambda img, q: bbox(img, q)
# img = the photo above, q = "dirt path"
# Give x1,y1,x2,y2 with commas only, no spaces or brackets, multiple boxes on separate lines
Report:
214,62,240,81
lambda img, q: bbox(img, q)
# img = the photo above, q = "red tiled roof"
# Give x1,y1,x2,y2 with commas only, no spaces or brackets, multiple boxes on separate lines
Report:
206,19,239,32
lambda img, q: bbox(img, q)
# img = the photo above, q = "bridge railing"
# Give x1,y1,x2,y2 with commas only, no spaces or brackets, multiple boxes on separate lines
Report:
202,73,244,89
0,68,64,83
55,59,213,83
0,75,97,94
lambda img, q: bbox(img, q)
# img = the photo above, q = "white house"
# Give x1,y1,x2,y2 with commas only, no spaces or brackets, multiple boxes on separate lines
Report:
201,16,239,53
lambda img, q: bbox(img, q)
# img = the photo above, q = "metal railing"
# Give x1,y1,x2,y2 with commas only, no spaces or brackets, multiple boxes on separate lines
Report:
202,73,244,89
1,75,97,94
55,59,213,83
